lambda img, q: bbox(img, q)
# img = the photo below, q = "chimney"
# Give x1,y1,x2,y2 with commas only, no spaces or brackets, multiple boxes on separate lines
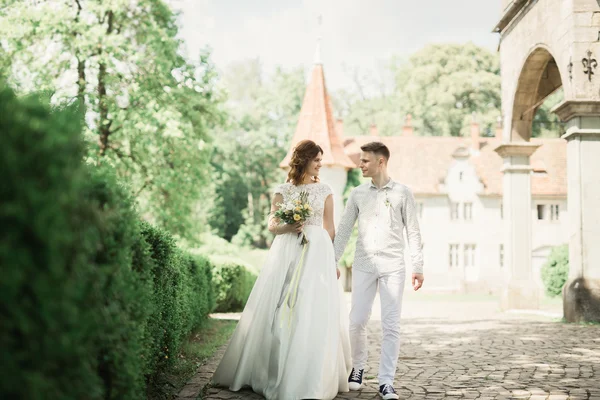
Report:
336,118,344,138
471,113,480,151
495,116,503,140
402,114,414,136
369,123,379,137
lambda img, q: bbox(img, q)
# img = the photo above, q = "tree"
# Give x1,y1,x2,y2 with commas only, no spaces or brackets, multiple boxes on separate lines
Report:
541,244,569,297
532,89,564,138
390,43,502,137
0,0,224,239
332,62,405,137
208,61,305,247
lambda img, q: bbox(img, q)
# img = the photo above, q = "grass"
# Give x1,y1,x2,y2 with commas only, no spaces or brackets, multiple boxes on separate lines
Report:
147,318,237,400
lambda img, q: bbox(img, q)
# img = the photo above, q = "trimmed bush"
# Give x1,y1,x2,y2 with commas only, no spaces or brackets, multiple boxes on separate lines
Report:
541,244,569,297
140,224,214,378
210,256,257,312
80,167,168,399
0,85,213,399
1,84,102,399
193,232,269,273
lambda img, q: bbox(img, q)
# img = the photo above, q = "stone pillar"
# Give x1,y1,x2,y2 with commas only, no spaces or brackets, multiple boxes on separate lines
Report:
554,101,600,322
495,143,541,310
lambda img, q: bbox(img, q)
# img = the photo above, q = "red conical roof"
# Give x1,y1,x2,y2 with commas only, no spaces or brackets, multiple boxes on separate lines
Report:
280,64,355,169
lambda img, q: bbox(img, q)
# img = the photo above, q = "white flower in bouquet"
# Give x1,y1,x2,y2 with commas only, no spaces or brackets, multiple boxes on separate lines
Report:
273,190,313,245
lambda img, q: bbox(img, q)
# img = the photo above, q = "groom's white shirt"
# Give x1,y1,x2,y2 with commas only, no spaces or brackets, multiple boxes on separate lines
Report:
334,179,424,274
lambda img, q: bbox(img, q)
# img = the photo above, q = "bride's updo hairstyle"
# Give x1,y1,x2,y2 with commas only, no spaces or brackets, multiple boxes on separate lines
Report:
286,140,323,185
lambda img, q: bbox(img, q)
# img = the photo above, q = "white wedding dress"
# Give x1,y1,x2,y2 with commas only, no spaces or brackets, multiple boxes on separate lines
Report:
212,182,351,400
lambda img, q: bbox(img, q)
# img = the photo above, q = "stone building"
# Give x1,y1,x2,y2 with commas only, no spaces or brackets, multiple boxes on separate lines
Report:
281,49,569,301
494,0,600,321
344,121,567,296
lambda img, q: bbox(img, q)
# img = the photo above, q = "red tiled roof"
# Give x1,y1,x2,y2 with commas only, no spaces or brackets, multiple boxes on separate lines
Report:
344,136,567,196
280,65,355,169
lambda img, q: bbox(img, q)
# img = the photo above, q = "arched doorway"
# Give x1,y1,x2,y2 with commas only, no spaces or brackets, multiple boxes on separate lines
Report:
495,0,600,321
511,48,563,142
495,46,565,311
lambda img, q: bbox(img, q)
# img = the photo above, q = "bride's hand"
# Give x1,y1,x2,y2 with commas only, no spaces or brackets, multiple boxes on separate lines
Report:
278,222,303,234
292,222,304,233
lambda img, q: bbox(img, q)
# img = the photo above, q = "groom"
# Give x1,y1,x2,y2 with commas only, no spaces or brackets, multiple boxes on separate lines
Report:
334,142,424,400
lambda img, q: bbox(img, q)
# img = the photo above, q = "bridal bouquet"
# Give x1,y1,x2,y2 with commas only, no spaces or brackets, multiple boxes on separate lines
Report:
274,190,313,245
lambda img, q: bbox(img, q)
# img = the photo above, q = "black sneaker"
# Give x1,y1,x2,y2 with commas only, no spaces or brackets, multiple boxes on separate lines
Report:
379,384,399,400
348,368,364,390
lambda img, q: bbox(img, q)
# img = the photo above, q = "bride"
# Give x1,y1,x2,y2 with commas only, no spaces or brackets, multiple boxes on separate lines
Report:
212,140,351,399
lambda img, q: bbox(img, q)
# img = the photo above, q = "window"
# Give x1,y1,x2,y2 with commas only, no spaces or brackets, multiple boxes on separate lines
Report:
499,244,504,268
449,244,459,268
417,202,424,219
464,244,476,267
450,202,472,221
551,204,560,221
537,204,547,220
537,204,560,221
463,203,473,221
450,202,459,220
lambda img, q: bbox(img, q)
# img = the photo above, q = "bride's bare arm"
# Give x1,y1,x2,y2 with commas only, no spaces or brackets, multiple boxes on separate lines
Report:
323,194,340,279
323,194,335,242
268,193,284,234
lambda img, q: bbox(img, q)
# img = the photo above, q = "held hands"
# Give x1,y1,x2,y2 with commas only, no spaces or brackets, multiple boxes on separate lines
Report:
412,273,424,291
336,268,340,280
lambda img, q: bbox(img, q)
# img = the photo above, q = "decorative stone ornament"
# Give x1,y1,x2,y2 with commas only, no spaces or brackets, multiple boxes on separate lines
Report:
582,50,597,82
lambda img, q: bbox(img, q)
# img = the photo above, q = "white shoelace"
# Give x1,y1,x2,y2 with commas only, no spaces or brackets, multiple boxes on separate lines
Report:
350,369,362,380
381,384,395,393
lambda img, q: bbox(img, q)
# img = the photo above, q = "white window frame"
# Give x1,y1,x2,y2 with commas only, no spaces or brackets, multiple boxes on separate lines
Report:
416,201,424,219
450,202,459,220
464,244,477,268
550,204,560,221
537,203,560,222
449,244,459,268
463,202,473,221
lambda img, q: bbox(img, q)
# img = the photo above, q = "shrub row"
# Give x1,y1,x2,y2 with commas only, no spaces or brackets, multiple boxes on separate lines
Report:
0,86,217,399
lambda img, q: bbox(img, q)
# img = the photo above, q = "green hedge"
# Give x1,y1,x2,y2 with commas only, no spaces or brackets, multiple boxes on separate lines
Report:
140,223,214,379
0,85,213,399
210,255,257,312
541,244,569,297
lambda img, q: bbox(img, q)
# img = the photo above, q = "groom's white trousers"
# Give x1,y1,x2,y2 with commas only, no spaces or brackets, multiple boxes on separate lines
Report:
349,268,406,386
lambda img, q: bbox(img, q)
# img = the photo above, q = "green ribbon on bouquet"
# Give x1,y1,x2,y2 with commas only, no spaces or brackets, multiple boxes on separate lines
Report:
280,242,308,330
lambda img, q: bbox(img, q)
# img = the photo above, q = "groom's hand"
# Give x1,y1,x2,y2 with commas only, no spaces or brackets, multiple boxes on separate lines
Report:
336,268,341,280
412,273,424,291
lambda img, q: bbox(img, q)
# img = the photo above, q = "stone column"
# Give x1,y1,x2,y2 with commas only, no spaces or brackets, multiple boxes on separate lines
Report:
495,143,541,310
554,101,600,322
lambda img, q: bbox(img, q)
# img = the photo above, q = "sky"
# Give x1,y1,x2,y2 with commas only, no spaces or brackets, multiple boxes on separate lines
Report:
174,0,503,92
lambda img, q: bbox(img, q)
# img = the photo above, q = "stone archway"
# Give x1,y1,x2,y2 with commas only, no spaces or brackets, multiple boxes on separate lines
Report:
494,46,565,311
511,47,563,142
495,0,600,322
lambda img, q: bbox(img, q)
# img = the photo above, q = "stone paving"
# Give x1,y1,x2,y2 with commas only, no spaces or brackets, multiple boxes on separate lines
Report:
179,292,600,399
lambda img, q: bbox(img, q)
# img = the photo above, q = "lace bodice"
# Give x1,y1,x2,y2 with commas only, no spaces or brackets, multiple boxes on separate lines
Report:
273,182,333,227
